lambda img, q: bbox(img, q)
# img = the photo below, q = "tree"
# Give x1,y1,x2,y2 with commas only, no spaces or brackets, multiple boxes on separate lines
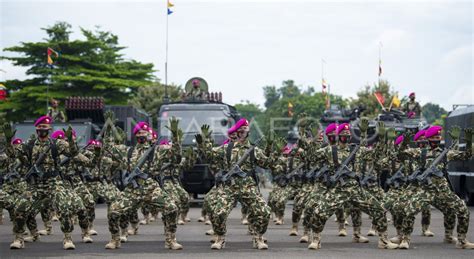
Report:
422,102,447,124
128,82,183,118
263,86,280,109
349,80,399,118
0,22,155,122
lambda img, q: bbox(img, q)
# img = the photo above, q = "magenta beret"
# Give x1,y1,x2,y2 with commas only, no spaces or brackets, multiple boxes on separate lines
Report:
222,139,231,146
34,115,52,127
325,123,338,135
51,130,65,139
394,135,404,146
234,118,249,131
413,130,426,141
227,125,237,135
409,92,415,97
11,138,22,145
425,126,443,139
133,121,150,135
159,139,171,146
337,123,351,135
87,139,97,146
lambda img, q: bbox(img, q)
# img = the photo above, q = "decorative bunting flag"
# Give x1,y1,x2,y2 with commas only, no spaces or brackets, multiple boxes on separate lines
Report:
47,47,59,65
374,92,385,107
391,94,401,108
378,59,382,77
167,0,174,15
322,78,328,93
288,102,294,117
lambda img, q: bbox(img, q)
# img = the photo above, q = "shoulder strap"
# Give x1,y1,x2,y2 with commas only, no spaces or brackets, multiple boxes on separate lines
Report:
127,145,135,167
226,142,234,166
331,145,339,167
420,148,427,170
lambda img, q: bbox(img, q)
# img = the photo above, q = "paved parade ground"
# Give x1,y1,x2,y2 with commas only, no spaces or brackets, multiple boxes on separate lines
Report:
1,193,473,259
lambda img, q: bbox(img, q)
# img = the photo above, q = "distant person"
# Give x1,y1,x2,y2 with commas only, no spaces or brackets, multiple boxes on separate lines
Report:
185,79,207,100
47,98,66,122
403,92,421,118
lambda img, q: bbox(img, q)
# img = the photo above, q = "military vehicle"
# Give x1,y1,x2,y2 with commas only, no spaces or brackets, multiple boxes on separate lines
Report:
445,105,474,205
13,97,150,147
157,77,240,198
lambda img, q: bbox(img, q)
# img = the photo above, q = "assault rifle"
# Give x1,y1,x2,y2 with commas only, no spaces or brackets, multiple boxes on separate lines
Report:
24,146,51,181
386,165,406,188
122,143,157,188
329,145,360,186
416,141,457,185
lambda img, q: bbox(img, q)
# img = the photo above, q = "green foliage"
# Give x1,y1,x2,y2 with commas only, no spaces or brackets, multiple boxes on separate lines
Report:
128,82,183,118
422,102,447,124
349,80,400,118
0,22,155,122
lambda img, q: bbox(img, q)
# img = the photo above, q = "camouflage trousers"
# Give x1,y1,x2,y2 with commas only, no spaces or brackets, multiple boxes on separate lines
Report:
163,180,190,217
271,182,300,221
306,180,387,234
86,181,121,226
201,186,218,218
1,179,27,221
14,179,89,235
401,179,466,237
384,186,432,232
108,179,178,236
209,177,270,236
70,180,95,225
267,184,287,218
293,182,315,224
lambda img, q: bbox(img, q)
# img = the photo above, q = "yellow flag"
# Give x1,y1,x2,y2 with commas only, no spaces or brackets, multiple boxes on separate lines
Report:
168,0,174,7
391,95,401,108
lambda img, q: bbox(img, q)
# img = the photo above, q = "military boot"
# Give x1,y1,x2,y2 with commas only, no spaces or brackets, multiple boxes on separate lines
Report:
299,228,309,243
338,222,347,237
82,228,93,243
105,234,121,249
398,234,410,249
211,235,225,250
422,224,434,237
308,232,321,250
165,232,183,250
24,229,40,243
120,228,128,242
444,229,458,244
204,219,212,225
289,223,298,236
88,225,98,236
127,223,138,235
353,227,369,243
139,214,150,225
241,214,249,225
378,232,399,249
63,233,76,250
197,216,206,222
389,228,402,244
367,224,377,236
253,235,268,250
10,234,25,249
52,212,59,222
456,234,474,249
38,224,52,236
205,229,214,236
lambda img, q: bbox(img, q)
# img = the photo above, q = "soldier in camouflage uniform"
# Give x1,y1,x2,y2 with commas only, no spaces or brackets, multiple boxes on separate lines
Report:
304,123,398,250
151,136,194,226
0,139,27,225
53,130,95,243
105,120,181,250
398,126,474,249
198,118,272,250
2,116,89,250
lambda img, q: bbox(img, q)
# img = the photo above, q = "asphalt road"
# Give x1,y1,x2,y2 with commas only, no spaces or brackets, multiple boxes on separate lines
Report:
1,189,473,259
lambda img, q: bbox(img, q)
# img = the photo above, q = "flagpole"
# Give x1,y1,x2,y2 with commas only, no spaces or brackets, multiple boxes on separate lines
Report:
378,42,382,86
164,2,170,102
46,66,52,112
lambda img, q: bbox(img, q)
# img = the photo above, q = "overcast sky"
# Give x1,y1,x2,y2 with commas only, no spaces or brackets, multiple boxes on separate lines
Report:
0,0,472,111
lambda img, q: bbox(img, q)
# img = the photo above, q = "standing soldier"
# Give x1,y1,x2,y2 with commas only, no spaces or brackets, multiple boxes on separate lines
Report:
197,118,272,250
105,120,182,250
403,92,421,118
2,116,86,249
399,126,474,249
305,123,398,250
47,98,66,122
